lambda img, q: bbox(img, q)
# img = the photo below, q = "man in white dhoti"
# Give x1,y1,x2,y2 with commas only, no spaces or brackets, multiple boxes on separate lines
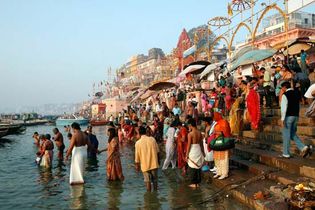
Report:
66,122,91,185
186,119,204,188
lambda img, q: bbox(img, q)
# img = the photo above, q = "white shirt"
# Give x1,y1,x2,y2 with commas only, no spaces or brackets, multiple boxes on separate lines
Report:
156,104,163,112
280,88,293,121
305,84,315,99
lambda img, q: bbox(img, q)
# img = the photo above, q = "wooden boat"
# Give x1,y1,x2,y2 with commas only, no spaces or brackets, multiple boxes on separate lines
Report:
0,128,8,138
90,119,108,126
0,124,26,135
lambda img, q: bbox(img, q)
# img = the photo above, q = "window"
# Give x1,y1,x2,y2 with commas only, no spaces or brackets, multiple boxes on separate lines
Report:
305,18,308,24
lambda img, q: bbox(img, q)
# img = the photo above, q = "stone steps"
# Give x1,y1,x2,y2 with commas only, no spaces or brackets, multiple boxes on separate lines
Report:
261,107,309,118
208,169,288,210
230,156,310,186
242,130,315,145
226,107,315,209
238,135,315,159
233,144,315,180
263,125,315,136
263,116,315,126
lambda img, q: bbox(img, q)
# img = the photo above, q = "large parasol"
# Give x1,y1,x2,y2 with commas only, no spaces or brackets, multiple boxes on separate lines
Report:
230,45,257,63
230,48,276,70
199,61,226,79
140,90,157,100
283,43,312,55
130,89,146,103
148,81,177,91
179,60,211,77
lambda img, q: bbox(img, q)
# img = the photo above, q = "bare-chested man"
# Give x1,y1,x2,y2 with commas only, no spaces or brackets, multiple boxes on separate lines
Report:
66,122,91,185
186,119,204,188
33,132,40,147
53,128,65,161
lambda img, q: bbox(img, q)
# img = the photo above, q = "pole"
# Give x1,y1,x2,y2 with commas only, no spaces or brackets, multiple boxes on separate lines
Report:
251,0,254,32
285,0,289,64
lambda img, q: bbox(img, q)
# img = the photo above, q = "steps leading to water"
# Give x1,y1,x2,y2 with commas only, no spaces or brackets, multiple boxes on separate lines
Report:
214,107,315,209
233,144,315,180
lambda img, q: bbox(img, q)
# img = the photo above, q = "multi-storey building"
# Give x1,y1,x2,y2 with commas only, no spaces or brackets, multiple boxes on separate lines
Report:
116,48,166,87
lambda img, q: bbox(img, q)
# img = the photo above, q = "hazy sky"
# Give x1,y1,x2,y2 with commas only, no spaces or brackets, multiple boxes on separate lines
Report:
0,0,314,112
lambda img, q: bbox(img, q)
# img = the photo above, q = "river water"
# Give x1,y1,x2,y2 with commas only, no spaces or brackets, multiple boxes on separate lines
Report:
0,125,251,209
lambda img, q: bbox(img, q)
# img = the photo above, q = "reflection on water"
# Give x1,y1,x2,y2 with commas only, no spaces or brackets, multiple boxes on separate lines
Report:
38,167,53,185
0,138,13,147
70,185,87,210
143,192,161,210
107,182,123,209
0,125,251,210
86,159,99,172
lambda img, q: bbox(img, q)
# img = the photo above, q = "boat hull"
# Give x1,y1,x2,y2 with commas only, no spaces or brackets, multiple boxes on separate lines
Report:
90,120,108,126
0,124,26,135
55,119,89,126
0,129,8,138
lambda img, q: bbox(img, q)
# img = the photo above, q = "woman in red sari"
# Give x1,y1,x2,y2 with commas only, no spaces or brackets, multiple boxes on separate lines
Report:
246,82,261,130
177,123,188,175
106,128,124,181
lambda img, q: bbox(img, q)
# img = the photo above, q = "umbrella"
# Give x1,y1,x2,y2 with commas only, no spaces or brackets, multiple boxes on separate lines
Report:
178,60,211,77
179,64,205,77
140,90,156,100
130,86,141,91
272,39,298,50
94,92,103,98
130,89,146,103
187,60,211,66
148,81,177,91
199,61,226,79
125,90,139,99
230,46,257,63
283,43,312,55
230,48,276,70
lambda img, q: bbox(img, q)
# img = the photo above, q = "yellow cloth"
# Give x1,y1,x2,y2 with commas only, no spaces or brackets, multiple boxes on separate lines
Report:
229,97,244,135
135,135,159,172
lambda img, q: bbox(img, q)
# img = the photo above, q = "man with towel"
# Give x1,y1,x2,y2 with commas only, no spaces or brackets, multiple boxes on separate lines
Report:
186,119,204,188
66,122,91,185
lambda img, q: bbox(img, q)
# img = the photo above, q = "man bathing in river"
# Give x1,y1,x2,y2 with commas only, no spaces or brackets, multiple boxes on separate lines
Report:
66,122,91,185
33,132,40,147
135,126,160,192
53,128,65,161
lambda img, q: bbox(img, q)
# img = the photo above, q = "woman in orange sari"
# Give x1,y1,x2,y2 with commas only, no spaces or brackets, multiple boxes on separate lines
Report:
213,112,231,180
106,128,124,181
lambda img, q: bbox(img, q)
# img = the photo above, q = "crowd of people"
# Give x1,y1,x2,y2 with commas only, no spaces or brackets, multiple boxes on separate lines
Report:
33,50,315,193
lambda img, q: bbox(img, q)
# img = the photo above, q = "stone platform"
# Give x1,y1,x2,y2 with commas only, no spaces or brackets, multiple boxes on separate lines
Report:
209,107,315,210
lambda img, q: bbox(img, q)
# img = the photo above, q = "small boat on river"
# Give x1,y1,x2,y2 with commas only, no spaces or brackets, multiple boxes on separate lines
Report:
0,124,26,135
0,128,8,138
56,114,89,126
90,119,108,126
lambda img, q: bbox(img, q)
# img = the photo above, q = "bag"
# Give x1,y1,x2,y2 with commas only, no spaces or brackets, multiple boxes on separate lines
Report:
209,134,235,151
305,100,315,118
274,72,281,80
